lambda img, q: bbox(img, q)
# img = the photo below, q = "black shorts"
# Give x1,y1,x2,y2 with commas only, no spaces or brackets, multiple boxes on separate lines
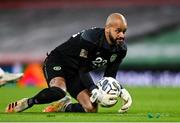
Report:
43,57,92,99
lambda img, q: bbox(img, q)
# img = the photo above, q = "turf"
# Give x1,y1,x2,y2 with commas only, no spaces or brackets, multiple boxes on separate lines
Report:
0,86,180,122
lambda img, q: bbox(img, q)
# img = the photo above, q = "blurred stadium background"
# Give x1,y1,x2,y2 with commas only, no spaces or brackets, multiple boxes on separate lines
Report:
0,0,180,87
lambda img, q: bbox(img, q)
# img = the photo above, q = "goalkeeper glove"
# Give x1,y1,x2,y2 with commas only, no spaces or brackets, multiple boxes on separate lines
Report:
118,88,132,113
90,88,118,106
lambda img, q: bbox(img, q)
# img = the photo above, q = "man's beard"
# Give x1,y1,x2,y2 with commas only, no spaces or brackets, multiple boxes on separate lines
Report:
109,32,116,45
109,32,124,46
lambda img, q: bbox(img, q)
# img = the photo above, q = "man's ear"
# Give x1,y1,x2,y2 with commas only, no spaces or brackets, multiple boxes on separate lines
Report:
105,26,110,33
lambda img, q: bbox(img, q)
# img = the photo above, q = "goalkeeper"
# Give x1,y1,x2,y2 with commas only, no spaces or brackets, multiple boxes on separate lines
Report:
6,13,132,113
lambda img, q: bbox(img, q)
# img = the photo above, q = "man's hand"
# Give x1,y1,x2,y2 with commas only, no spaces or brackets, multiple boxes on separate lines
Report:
118,88,132,113
90,88,118,106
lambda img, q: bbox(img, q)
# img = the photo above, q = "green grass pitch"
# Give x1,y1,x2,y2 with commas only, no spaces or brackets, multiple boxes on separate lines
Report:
0,86,180,122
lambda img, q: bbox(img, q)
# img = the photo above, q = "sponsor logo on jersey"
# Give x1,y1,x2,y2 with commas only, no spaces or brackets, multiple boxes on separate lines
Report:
53,66,61,71
80,49,88,58
110,54,117,62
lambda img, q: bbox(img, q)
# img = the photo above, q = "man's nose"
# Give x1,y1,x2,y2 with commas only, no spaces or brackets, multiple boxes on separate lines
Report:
118,32,125,38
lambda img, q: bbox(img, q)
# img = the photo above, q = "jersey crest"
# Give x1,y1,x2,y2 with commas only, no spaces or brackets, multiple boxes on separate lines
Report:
110,54,117,62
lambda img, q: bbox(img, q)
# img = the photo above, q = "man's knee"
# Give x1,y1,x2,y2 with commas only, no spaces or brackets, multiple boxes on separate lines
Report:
49,77,67,91
83,103,97,112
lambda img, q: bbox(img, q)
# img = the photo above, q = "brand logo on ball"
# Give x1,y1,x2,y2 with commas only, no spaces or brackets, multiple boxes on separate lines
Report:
53,66,61,71
110,54,117,62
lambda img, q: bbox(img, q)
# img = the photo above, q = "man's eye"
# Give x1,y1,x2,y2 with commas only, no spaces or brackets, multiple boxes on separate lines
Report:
115,28,126,34
123,29,127,33
122,31,126,34
115,29,121,33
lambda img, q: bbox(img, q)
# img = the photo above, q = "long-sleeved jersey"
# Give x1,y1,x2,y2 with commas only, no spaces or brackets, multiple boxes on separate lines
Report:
48,27,127,79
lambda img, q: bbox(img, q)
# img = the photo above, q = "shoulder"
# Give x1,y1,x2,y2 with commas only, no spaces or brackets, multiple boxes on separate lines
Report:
81,27,104,43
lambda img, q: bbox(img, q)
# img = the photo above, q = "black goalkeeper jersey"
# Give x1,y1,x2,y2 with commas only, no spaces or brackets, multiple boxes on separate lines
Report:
48,27,127,78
